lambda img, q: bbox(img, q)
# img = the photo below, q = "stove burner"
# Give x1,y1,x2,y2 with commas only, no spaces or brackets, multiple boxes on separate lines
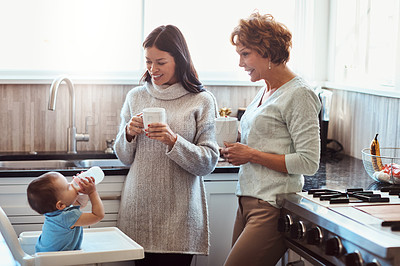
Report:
381,220,400,231
307,188,390,204
380,186,400,195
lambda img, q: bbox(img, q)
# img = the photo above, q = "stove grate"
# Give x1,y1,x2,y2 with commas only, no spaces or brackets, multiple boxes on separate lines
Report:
307,188,390,204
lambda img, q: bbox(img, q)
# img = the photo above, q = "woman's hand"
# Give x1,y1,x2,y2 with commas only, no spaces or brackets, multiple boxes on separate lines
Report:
145,123,177,149
222,142,288,172
220,142,254,166
126,113,144,141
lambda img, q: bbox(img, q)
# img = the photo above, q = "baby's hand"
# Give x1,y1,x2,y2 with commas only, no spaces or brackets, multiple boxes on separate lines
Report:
78,176,97,195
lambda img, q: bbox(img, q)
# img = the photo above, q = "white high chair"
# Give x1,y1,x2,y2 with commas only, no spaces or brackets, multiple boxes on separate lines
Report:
0,207,144,266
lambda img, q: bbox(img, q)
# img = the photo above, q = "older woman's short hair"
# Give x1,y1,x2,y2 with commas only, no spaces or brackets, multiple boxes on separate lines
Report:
231,12,292,65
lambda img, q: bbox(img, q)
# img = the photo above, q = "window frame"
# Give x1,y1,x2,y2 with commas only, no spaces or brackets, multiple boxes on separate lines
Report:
325,0,400,98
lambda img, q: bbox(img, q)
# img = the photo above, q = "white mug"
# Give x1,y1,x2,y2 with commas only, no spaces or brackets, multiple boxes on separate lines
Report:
142,107,166,130
215,117,239,147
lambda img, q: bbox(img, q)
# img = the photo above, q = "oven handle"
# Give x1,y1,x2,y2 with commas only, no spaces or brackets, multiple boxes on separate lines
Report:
284,239,336,266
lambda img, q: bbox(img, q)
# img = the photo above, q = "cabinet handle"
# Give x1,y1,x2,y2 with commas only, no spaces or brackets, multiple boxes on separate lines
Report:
100,195,121,200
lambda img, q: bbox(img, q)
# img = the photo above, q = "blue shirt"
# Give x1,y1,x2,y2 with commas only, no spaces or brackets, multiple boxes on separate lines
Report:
35,205,83,252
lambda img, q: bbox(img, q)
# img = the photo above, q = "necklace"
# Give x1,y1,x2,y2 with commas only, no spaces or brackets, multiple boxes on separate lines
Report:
258,87,277,107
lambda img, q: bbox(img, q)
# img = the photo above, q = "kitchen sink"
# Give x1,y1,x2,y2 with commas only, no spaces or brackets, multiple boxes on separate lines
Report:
0,158,129,170
0,159,127,170
0,160,76,170
73,159,127,168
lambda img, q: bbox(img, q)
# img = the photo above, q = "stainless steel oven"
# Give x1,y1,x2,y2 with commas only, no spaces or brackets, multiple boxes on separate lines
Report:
277,188,400,265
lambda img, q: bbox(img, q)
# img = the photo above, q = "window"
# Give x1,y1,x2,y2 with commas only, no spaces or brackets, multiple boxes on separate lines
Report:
143,0,296,84
2,0,399,91
329,0,400,90
1,0,143,80
0,0,299,85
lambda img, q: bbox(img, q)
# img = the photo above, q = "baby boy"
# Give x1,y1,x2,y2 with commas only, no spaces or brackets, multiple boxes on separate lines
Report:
27,171,105,252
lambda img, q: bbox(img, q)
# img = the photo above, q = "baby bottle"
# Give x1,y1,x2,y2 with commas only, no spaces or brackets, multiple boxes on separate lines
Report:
72,166,104,190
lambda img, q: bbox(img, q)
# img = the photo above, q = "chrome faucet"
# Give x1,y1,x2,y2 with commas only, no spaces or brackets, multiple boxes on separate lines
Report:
48,76,89,153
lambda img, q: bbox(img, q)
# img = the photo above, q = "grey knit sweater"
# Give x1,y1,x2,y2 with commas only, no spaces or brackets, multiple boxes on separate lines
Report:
114,82,219,255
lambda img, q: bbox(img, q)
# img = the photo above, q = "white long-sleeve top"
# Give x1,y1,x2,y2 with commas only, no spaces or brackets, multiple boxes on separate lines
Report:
237,76,321,207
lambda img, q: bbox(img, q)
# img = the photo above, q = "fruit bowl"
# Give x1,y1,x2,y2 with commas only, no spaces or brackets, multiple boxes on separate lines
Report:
362,148,400,184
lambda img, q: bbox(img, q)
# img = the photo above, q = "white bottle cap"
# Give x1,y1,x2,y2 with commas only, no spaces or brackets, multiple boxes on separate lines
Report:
77,166,104,184
72,166,104,190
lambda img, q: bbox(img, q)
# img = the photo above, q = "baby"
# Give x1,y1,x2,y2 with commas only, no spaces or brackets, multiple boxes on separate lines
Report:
27,171,105,252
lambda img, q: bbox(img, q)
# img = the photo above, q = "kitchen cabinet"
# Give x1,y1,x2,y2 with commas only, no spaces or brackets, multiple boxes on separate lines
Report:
193,173,238,266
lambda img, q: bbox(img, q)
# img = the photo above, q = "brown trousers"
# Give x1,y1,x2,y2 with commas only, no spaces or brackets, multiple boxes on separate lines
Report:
224,196,287,266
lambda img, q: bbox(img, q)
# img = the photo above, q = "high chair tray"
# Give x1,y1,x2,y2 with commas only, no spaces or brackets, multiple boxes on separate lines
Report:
19,227,144,265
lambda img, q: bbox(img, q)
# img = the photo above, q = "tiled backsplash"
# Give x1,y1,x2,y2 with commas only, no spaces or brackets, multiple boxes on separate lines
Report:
3,83,396,158
0,83,260,152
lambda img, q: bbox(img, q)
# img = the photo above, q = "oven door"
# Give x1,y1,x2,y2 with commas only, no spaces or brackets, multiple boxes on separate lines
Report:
284,239,336,266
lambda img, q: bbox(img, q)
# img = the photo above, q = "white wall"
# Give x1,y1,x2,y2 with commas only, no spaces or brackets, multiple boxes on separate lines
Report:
327,88,400,159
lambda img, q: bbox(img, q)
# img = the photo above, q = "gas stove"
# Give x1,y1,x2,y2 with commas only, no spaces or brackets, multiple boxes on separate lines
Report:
277,187,400,266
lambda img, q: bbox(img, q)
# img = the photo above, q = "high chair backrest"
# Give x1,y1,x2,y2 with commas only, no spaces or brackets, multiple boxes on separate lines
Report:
0,207,33,266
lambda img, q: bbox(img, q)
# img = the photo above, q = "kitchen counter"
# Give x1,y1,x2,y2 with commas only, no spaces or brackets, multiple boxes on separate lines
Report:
0,151,117,161
0,151,123,176
304,152,393,191
1,150,394,190
216,153,391,190
0,151,239,177
216,153,389,190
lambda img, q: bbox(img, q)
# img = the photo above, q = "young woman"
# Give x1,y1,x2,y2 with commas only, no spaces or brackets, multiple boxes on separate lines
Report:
114,25,219,266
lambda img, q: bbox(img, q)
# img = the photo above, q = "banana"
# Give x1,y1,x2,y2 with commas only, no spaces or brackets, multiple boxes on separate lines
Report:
370,133,383,171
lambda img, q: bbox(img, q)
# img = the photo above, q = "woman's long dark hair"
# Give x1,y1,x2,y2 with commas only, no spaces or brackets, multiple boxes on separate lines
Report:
141,25,204,93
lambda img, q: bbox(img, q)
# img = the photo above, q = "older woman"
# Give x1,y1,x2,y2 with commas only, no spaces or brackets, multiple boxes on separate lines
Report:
221,12,321,266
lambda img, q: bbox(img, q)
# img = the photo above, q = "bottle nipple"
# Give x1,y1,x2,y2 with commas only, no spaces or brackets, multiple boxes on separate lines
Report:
72,176,81,190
